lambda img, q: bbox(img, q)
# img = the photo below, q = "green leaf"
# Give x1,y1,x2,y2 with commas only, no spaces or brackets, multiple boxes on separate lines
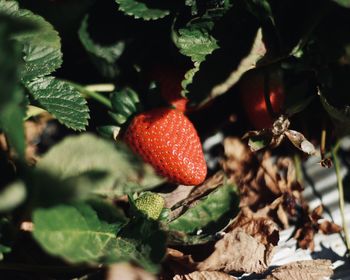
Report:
320,90,350,136
115,0,169,20
185,6,264,106
0,180,26,212
32,203,124,264
110,87,140,124
0,14,30,158
168,184,239,235
332,0,350,8
118,215,166,272
32,202,164,272
0,244,11,261
78,15,125,79
172,18,219,63
0,87,27,158
25,76,89,131
36,133,163,197
0,0,62,82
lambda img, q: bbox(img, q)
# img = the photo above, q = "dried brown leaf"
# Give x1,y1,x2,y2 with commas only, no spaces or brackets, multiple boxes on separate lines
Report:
294,226,315,251
266,259,333,280
173,271,235,280
284,130,316,155
319,220,342,234
310,205,324,222
294,204,341,251
197,228,274,274
162,185,196,209
229,208,279,246
107,263,156,280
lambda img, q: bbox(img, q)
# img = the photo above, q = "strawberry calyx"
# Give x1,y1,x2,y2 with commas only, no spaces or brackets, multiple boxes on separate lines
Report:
109,87,141,125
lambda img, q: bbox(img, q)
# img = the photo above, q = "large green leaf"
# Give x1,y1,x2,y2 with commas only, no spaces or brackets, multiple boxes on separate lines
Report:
0,0,62,82
33,202,164,272
0,13,33,158
172,17,219,63
168,184,239,235
115,0,169,20
332,0,350,8
25,77,89,131
32,203,123,264
78,15,125,79
36,133,163,197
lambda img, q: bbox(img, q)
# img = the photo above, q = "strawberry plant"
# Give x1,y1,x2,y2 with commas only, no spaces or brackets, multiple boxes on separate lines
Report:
1,0,350,279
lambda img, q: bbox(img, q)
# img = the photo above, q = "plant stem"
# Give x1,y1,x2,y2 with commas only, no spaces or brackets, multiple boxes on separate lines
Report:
293,154,303,184
85,84,115,92
332,146,350,254
320,125,326,159
70,82,112,109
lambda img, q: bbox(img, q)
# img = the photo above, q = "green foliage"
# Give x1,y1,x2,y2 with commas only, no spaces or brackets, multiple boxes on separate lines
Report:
32,203,124,264
172,17,218,64
320,90,350,136
110,87,141,124
168,184,239,237
2,0,350,277
332,0,350,8
115,0,170,20
36,133,163,197
79,15,125,79
33,201,165,272
25,77,89,131
0,11,32,158
0,0,62,82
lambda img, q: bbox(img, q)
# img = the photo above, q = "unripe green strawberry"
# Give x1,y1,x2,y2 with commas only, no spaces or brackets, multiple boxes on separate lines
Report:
134,192,165,220
124,108,207,185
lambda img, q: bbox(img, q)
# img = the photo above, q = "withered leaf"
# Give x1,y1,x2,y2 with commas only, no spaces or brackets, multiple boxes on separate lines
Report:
294,204,342,251
319,220,342,234
266,259,333,280
229,208,279,246
165,248,197,275
197,228,274,274
284,130,316,155
173,271,235,280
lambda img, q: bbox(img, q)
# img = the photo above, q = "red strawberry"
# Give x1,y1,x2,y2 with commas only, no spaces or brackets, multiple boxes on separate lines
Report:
147,65,188,112
124,108,207,185
240,71,285,130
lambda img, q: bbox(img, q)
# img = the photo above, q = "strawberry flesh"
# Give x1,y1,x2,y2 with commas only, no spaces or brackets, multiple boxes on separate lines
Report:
124,108,207,185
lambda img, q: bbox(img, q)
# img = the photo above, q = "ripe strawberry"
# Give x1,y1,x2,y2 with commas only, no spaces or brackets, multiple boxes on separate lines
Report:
124,108,207,185
240,71,285,130
147,65,188,112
